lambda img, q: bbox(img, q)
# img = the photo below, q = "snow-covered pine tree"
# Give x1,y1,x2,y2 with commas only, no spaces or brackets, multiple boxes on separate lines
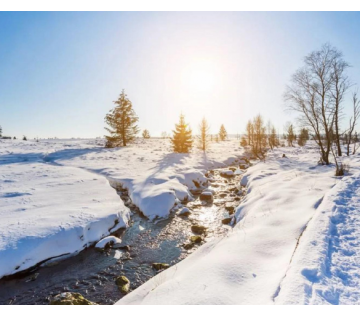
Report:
0,125,2,138
142,129,150,139
171,114,193,153
219,124,227,141
104,90,139,147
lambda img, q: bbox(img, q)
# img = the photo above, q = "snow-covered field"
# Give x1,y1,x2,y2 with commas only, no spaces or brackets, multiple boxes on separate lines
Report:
2,137,360,305
117,142,360,305
0,138,246,279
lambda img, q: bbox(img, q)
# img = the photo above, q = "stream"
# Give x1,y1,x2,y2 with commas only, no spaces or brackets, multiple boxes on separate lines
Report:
0,164,248,305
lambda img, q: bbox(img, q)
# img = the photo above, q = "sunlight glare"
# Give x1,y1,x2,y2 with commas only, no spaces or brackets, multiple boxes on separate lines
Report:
181,59,219,93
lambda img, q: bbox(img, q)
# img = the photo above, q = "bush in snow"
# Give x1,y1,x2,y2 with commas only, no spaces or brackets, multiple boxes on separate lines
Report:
104,89,139,147
142,129,150,139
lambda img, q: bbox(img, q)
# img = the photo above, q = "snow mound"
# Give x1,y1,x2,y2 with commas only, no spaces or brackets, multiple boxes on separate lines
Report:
95,236,122,249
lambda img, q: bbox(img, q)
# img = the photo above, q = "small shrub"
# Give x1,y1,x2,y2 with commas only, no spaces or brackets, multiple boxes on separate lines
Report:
335,163,350,176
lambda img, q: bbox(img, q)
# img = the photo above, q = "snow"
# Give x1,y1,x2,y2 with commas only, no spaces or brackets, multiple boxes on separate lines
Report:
0,138,246,279
117,142,360,305
95,236,122,249
3,137,360,304
276,173,360,305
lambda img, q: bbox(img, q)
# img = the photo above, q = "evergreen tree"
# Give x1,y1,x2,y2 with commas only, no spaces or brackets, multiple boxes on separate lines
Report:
171,114,193,153
298,128,309,146
23,135,27,141
197,117,210,151
0,125,2,138
104,90,139,147
219,124,227,141
142,129,150,139
285,123,295,146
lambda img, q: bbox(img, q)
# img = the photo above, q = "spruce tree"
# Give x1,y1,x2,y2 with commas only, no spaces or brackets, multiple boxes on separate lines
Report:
219,124,227,141
142,129,150,139
0,125,2,138
197,117,210,151
171,114,193,153
104,90,139,147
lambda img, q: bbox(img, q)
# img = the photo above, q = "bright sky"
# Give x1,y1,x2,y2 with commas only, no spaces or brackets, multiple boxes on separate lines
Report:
1,11,360,138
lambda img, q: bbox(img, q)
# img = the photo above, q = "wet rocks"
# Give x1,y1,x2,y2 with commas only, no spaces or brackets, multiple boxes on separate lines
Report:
225,205,235,214
152,263,170,271
95,236,121,250
178,207,191,217
113,244,130,251
191,225,207,234
190,235,203,243
183,243,194,250
220,170,234,177
199,191,213,202
49,292,97,305
222,217,232,225
115,275,130,294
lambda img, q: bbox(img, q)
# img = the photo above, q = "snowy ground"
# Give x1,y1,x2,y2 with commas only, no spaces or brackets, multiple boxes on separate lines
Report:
117,142,360,305
0,138,246,279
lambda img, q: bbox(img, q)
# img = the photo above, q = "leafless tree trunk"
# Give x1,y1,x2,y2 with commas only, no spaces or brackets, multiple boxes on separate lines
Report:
331,58,350,156
346,92,360,156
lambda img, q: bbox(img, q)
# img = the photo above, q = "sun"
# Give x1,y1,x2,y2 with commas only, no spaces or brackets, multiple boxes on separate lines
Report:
181,60,218,93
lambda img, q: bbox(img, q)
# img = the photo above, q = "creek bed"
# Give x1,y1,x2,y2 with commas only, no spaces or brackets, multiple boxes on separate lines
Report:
0,165,248,305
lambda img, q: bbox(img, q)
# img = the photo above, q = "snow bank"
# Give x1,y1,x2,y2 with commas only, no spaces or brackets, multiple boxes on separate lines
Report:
0,138,245,278
276,173,360,305
43,138,246,219
95,236,122,249
117,144,341,304
0,159,129,279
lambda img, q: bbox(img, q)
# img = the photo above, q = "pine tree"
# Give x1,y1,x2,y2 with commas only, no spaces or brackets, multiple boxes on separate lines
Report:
104,90,139,147
197,117,210,151
142,129,150,139
219,124,227,141
0,125,2,138
286,123,295,147
171,114,193,153
23,135,27,141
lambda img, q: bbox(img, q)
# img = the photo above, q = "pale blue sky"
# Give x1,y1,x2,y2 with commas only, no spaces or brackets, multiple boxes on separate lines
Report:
1,12,360,138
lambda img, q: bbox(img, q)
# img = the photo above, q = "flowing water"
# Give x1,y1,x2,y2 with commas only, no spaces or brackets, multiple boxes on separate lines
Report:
0,166,247,305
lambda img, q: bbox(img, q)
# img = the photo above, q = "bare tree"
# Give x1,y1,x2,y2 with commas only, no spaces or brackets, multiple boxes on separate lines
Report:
251,114,266,158
197,117,210,151
285,43,348,164
246,120,253,146
331,55,351,156
345,92,360,155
